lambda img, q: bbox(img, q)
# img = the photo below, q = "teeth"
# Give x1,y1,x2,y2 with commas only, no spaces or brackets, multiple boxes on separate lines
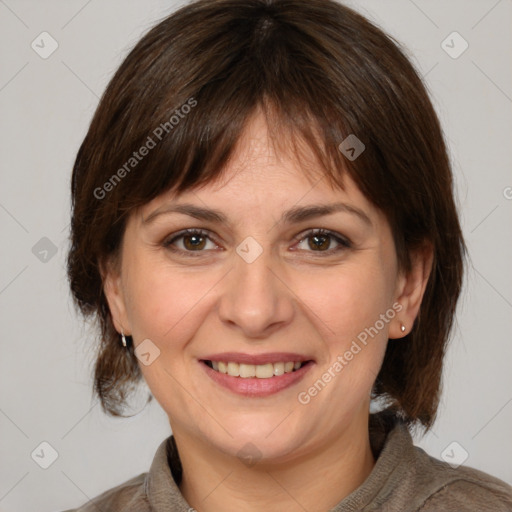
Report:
227,361,240,377
256,363,274,378
239,363,256,378
209,360,305,378
273,362,285,376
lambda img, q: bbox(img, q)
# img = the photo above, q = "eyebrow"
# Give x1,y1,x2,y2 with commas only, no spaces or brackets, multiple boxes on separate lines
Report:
143,201,372,227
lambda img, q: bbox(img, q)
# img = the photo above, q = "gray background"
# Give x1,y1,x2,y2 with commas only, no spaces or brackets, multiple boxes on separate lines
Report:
0,1,511,511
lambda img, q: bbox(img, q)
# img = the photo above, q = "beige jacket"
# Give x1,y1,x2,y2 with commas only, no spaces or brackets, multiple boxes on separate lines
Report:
62,412,512,511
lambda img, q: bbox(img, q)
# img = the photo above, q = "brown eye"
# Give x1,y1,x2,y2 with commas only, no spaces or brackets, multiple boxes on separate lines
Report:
182,233,207,250
295,229,351,254
163,229,218,256
308,233,331,251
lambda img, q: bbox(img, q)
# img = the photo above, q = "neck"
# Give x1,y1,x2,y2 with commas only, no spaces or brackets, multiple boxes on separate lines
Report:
174,413,376,512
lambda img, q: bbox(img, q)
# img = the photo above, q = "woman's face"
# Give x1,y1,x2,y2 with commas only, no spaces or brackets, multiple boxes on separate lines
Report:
105,111,417,463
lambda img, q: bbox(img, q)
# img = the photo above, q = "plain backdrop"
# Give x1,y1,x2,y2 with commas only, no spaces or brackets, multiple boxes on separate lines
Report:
0,1,511,511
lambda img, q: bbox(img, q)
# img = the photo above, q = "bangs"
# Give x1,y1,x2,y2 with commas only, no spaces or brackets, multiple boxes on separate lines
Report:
106,32,356,215
133,99,349,202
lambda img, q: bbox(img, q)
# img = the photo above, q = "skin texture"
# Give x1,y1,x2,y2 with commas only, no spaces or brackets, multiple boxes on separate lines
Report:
103,110,432,512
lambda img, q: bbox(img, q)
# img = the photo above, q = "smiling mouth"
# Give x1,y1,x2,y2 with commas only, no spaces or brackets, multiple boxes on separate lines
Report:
202,360,312,379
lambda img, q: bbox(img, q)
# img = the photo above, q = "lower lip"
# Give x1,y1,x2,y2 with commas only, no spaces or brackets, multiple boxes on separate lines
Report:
199,360,314,397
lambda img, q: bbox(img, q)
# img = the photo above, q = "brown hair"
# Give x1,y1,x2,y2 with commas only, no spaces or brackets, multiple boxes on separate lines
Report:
67,0,465,430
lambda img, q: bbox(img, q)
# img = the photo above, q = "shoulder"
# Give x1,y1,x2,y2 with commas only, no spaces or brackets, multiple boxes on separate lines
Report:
413,448,512,511
60,472,148,512
367,415,512,511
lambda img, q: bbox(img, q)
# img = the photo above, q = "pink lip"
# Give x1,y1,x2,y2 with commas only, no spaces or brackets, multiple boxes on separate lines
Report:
199,359,315,397
201,352,314,365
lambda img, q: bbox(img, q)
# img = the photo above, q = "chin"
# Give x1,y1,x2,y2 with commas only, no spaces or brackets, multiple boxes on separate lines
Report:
207,416,306,464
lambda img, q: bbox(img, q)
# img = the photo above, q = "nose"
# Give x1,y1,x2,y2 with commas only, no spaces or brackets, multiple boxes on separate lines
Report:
217,242,295,339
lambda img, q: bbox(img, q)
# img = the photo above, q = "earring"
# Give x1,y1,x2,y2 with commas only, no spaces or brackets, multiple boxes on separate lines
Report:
400,323,406,333
121,330,127,347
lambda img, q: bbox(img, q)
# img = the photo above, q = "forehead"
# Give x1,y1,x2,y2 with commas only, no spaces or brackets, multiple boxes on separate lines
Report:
138,110,379,221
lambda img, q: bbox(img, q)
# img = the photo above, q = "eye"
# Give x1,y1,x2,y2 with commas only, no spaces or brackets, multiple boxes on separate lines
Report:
163,227,351,257
163,229,219,256
293,228,351,254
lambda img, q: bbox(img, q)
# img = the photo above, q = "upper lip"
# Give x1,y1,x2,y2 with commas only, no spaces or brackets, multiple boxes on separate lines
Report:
201,352,314,365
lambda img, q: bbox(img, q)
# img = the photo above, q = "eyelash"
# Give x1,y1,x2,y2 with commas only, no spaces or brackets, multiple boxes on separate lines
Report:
162,228,351,257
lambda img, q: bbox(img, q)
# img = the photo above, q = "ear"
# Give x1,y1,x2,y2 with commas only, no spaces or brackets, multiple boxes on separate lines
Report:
100,257,132,335
389,242,434,339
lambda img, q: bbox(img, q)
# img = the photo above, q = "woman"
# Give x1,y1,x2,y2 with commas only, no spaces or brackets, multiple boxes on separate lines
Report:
64,0,512,510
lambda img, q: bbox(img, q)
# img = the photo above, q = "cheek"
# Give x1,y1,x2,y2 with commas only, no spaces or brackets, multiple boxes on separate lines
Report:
298,264,393,344
120,255,235,428
123,256,220,346
299,263,394,396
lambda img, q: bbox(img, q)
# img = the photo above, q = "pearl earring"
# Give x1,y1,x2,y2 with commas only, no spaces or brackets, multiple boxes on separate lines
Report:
121,330,127,347
400,324,406,333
